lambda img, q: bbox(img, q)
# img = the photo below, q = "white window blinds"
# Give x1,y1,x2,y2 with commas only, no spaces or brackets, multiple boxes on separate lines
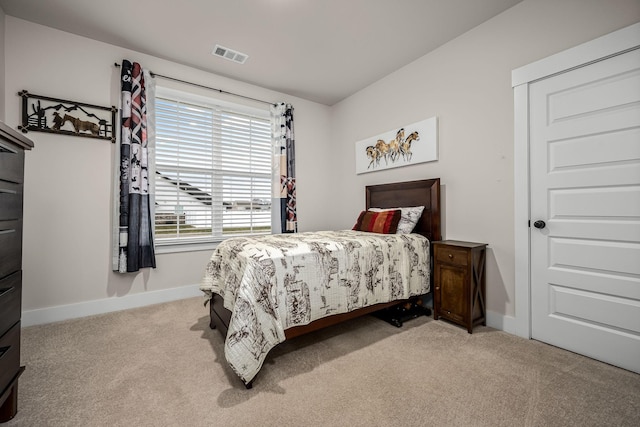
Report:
154,95,271,245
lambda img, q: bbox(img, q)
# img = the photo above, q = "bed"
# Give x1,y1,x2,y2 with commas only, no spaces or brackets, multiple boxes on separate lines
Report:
200,178,441,388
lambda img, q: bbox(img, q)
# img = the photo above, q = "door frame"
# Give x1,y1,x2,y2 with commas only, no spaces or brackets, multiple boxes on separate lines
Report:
511,23,640,339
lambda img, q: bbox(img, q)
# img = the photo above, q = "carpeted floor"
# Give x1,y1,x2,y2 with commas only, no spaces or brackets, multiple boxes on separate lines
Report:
5,297,640,426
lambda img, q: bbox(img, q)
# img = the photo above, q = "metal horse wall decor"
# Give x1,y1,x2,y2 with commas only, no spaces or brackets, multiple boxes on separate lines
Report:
18,90,116,142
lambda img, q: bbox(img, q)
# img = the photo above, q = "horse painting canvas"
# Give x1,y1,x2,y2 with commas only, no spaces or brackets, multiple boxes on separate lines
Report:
354,116,438,174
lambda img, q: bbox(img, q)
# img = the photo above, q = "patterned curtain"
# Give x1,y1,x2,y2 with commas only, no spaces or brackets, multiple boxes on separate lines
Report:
271,103,297,233
115,59,156,272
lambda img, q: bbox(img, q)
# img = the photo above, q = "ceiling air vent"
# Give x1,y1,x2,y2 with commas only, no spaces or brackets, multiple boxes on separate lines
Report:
212,44,248,64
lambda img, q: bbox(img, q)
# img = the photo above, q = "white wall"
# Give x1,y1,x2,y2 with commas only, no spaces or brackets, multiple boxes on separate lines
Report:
3,17,332,316
328,0,640,322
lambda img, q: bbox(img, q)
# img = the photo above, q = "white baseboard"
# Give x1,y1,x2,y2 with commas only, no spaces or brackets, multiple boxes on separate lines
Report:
22,288,518,334
486,310,516,335
22,284,203,327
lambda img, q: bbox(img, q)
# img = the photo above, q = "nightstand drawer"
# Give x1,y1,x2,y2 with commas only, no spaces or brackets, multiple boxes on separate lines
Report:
0,322,21,393
0,271,21,338
435,246,468,266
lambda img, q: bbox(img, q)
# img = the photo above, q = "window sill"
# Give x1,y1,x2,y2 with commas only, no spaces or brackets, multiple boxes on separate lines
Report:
154,231,271,254
154,240,221,254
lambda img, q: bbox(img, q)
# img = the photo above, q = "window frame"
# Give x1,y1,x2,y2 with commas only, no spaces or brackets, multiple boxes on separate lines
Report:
153,86,272,254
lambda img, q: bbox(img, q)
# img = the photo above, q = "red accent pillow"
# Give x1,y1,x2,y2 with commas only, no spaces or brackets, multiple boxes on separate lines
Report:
352,209,401,234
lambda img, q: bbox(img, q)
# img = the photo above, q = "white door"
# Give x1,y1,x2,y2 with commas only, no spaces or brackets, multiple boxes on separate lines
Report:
530,48,640,373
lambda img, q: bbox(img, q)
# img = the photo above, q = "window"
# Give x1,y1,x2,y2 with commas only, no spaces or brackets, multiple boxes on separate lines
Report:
154,89,272,248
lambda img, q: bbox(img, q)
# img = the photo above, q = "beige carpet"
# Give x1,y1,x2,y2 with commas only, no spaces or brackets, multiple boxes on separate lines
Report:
6,297,639,427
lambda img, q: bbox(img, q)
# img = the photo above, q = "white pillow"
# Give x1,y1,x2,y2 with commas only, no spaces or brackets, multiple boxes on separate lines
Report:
368,206,424,234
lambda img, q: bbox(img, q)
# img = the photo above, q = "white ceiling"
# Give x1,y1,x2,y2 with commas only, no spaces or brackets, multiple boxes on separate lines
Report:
0,0,522,105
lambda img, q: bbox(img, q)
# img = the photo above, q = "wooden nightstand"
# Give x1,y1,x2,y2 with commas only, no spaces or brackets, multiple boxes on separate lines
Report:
432,240,487,333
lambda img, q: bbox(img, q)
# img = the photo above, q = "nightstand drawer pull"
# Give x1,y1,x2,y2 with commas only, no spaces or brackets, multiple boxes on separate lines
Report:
448,253,453,258
0,345,10,360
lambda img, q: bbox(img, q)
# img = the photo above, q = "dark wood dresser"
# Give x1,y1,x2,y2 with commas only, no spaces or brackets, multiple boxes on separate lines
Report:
0,121,33,423
433,240,487,333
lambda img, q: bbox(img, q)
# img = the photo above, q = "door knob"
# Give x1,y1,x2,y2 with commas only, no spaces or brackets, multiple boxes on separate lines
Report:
533,220,546,229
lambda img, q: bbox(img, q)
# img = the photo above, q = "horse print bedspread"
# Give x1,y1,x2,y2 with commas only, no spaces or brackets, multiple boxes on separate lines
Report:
200,230,431,384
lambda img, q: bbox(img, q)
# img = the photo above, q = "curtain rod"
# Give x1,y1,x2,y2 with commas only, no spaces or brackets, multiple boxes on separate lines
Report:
113,62,275,106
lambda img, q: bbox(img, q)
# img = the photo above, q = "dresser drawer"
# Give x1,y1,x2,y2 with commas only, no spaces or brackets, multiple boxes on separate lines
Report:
435,246,468,266
0,146,24,185
0,271,21,338
0,322,21,393
0,181,23,221
0,220,22,279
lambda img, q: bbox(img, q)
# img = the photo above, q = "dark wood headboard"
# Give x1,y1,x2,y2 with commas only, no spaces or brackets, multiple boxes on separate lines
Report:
366,178,441,242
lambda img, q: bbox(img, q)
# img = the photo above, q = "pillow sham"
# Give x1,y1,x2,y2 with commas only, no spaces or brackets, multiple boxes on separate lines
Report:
368,206,425,234
352,209,401,234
